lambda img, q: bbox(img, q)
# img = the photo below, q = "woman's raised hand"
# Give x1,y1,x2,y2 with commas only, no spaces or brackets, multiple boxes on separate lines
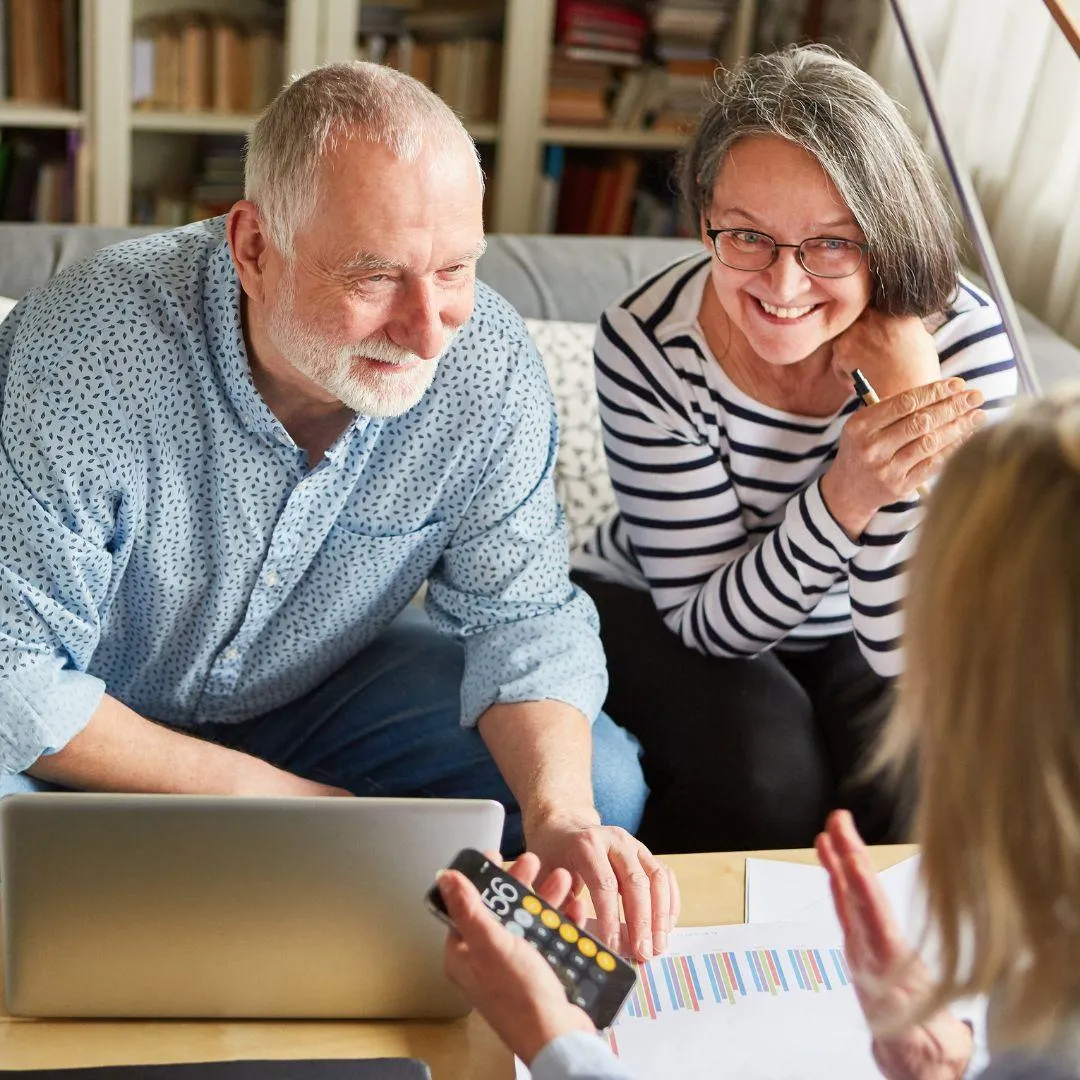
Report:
822,310,986,537
816,811,972,1080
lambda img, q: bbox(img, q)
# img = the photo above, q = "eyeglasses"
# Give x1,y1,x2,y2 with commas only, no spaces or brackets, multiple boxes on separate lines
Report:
704,221,869,279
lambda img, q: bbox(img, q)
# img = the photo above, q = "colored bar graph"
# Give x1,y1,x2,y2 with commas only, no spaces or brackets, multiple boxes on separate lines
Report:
616,944,853,1024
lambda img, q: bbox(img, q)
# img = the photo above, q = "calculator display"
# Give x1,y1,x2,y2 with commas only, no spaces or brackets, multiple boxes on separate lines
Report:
426,848,637,1030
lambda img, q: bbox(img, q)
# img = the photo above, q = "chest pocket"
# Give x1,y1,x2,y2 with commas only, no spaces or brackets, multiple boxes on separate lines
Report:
320,518,450,610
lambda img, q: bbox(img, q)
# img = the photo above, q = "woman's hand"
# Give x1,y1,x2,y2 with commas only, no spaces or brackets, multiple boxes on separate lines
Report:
816,811,973,1080
830,310,941,398
820,378,986,537
439,851,596,1065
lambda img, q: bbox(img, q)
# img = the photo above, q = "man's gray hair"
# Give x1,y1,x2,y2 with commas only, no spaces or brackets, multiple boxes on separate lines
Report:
678,45,960,317
246,61,482,255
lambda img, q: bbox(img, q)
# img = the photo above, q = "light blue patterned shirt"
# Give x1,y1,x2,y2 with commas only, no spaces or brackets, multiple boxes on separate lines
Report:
0,218,606,775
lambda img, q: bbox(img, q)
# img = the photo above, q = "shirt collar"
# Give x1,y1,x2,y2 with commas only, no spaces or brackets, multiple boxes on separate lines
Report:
202,226,371,467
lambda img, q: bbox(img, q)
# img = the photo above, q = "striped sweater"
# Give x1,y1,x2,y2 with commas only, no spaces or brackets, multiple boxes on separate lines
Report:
575,254,1017,677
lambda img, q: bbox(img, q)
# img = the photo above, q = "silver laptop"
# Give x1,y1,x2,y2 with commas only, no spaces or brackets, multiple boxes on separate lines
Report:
0,792,504,1019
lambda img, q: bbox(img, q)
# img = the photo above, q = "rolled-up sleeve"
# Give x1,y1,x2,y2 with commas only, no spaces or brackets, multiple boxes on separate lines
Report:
0,301,120,774
424,334,607,728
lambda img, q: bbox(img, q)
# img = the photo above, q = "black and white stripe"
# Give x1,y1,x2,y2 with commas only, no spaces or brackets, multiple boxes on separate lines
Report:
575,255,1017,677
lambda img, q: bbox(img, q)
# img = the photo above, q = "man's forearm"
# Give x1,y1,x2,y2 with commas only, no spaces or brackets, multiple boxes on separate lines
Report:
477,700,599,838
27,693,338,796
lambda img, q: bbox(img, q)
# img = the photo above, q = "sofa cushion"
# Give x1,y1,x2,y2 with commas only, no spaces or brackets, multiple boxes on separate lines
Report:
525,318,616,552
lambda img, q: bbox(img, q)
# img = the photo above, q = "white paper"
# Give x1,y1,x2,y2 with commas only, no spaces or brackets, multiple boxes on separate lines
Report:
746,855,928,942
516,920,881,1079
514,856,983,1078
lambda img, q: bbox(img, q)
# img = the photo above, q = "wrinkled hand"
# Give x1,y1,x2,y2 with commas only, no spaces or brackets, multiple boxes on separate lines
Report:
816,810,972,1080
831,310,941,399
820,378,986,536
439,852,596,1065
527,817,679,961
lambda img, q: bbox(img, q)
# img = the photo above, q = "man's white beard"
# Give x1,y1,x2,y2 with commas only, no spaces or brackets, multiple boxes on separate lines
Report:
264,279,453,418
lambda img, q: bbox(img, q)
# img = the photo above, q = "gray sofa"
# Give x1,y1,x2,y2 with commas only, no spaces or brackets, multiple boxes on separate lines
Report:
1,224,1077,387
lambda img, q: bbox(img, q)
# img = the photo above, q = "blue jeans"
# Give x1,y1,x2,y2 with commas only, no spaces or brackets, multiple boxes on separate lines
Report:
1,609,647,854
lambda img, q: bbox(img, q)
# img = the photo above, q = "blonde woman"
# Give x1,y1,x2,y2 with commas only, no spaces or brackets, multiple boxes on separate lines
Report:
818,388,1080,1079
437,390,1080,1080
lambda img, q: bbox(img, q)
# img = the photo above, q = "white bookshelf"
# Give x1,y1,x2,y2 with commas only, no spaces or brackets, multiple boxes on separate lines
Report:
129,111,262,134
0,105,85,129
540,127,687,151
15,0,755,230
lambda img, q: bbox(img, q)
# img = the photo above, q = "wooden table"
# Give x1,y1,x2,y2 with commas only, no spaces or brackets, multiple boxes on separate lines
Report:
0,846,916,1077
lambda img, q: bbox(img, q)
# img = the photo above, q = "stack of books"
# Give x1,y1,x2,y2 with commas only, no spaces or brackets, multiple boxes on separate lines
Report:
131,133,245,227
400,5,504,122
546,0,648,126
648,0,731,64
131,14,285,114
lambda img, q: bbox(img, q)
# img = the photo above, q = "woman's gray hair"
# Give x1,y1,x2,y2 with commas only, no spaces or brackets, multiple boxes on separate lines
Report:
678,45,959,316
246,61,482,256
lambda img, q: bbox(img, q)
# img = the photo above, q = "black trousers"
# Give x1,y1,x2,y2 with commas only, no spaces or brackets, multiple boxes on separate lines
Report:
574,572,908,854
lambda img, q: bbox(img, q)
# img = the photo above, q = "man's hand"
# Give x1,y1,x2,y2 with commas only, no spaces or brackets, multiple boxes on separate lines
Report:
527,815,679,961
439,852,596,1065
816,810,972,1080
831,310,941,399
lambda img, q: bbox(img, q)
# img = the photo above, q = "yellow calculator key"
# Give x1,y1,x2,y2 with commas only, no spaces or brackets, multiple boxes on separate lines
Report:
596,951,616,972
577,937,597,958
522,895,542,915
540,908,561,929
559,923,579,943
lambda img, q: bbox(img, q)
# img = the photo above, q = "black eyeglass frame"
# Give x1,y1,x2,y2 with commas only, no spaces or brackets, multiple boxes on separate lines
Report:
704,220,871,280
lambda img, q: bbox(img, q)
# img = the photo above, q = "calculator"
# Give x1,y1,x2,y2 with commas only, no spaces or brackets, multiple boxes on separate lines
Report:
426,848,638,1029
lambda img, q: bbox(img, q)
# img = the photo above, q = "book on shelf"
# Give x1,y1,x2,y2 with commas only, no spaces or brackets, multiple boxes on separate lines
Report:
361,6,502,119
555,0,647,68
6,0,79,107
0,128,84,222
131,133,245,227
544,146,686,237
132,13,284,115
649,0,732,63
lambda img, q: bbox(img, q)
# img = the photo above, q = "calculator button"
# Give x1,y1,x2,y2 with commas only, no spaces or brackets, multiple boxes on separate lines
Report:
533,925,552,942
513,908,535,928
596,951,617,973
540,909,561,930
552,938,570,956
505,922,525,938
545,952,560,968
559,923,579,944
522,895,542,915
570,953,588,970
577,937,597,958
562,966,581,984
573,980,600,1009
592,967,608,984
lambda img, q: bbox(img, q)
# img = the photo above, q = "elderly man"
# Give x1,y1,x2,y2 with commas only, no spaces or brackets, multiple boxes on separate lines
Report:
0,63,675,959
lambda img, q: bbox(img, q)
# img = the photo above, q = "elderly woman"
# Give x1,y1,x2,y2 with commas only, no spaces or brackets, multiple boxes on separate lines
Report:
570,45,1016,853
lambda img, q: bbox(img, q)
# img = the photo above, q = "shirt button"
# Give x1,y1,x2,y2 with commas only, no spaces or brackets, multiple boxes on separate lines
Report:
224,647,240,662
264,568,281,587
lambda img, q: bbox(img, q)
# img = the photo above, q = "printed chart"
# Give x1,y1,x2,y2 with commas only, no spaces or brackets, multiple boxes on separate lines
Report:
618,943,851,1021
517,922,880,1080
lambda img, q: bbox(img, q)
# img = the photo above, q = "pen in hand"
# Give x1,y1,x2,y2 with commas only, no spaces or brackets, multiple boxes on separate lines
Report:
851,368,932,500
